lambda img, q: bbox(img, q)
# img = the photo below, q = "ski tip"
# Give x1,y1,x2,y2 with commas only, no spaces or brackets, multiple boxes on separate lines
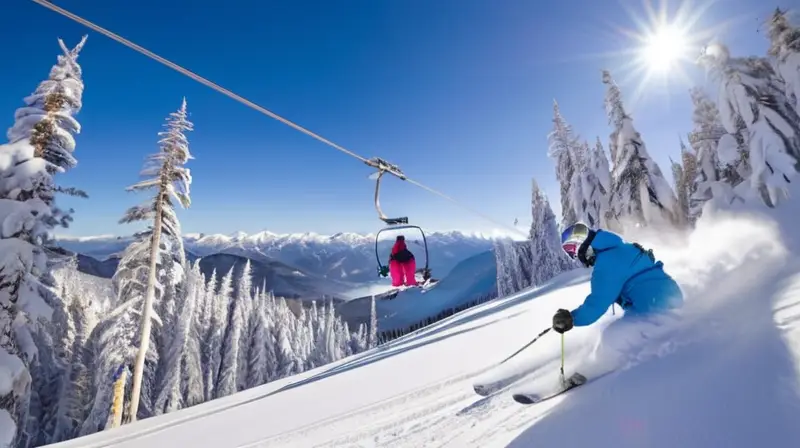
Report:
473,385,491,396
512,393,540,405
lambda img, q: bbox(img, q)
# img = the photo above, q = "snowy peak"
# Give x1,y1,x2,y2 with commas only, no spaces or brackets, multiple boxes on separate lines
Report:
62,229,506,251
55,229,504,283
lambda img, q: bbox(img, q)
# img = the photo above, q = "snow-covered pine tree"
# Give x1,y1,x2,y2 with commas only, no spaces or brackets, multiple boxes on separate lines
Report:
0,36,87,447
337,319,353,358
493,239,511,297
547,100,581,229
235,260,253,392
260,292,279,383
48,261,99,444
80,308,140,435
687,87,727,220
245,288,270,389
602,70,682,231
767,8,800,114
593,137,612,195
153,260,202,415
669,137,696,227
698,42,800,207
572,141,608,228
493,238,527,296
569,141,588,225
351,323,367,352
119,98,194,421
367,296,378,349
273,298,301,377
192,268,215,401
679,138,698,226
209,268,232,399
322,300,341,363
591,137,612,227
670,157,684,215
216,266,245,397
529,179,574,286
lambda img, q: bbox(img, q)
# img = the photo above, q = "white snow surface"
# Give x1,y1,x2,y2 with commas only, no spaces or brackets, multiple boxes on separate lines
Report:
48,200,800,447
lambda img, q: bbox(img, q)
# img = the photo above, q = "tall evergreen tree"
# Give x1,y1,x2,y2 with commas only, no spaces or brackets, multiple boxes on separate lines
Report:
767,8,800,114
153,260,202,415
216,266,245,397
679,138,698,226
699,42,800,207
209,268,233,399
0,36,87,446
572,141,609,228
48,260,98,444
493,238,525,297
245,289,270,389
367,296,378,349
687,87,728,220
602,70,682,230
529,179,574,286
670,137,697,226
547,100,581,229
120,98,194,421
235,260,253,392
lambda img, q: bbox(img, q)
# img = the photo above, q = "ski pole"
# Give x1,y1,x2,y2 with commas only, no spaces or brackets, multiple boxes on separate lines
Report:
559,332,566,386
497,327,551,366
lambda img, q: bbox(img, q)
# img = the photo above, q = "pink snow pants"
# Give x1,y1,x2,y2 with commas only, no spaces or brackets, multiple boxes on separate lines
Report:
389,259,418,287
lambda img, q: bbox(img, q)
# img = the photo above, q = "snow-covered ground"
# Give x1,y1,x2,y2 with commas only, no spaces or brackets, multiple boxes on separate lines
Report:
338,281,397,300
48,204,800,447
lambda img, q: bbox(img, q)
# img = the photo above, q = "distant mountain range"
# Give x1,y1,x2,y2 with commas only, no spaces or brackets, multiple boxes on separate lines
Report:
56,230,501,283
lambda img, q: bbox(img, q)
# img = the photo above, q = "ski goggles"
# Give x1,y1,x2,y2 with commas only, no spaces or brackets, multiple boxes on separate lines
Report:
561,224,589,259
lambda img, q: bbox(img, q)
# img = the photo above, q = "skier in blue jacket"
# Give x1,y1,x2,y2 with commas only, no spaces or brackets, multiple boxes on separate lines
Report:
552,222,684,379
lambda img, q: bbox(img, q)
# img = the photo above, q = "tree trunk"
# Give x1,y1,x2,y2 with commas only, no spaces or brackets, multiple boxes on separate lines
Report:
128,195,164,422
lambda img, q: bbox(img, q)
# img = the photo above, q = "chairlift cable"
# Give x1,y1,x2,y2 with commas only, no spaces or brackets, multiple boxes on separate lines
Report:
31,0,527,238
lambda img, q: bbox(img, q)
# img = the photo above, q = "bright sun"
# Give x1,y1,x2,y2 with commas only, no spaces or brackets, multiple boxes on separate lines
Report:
641,24,690,74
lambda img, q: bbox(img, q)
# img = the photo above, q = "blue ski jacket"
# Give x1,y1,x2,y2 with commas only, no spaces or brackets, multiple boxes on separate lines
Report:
571,229,683,327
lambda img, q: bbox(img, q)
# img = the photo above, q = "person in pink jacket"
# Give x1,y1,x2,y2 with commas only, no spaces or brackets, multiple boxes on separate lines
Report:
389,235,418,287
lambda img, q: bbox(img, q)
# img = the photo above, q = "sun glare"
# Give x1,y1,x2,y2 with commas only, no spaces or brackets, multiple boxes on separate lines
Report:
641,24,690,74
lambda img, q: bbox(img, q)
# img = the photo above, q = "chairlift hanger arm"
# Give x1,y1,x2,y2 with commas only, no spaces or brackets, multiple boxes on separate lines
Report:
367,158,409,225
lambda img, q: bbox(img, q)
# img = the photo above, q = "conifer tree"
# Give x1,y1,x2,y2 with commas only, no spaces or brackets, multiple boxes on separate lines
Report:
529,179,574,286
0,36,87,445
767,8,800,114
687,87,727,219
602,70,681,230
699,43,800,207
121,98,194,421
547,100,581,229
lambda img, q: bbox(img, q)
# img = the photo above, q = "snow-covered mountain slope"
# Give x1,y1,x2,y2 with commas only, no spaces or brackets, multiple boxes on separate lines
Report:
337,248,499,332
55,230,499,283
69,249,355,302
195,252,353,301
48,208,800,447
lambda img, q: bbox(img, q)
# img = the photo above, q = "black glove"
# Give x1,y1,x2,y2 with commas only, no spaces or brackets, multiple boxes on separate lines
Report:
552,309,573,334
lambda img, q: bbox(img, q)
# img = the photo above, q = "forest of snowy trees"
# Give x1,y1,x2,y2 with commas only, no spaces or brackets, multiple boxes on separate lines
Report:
0,37,379,447
495,8,800,298
0,7,798,448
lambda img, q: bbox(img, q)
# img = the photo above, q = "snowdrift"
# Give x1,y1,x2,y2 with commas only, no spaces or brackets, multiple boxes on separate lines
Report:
49,207,800,447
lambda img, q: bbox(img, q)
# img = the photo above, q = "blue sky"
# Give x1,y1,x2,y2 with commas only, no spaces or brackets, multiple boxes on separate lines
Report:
1,0,774,237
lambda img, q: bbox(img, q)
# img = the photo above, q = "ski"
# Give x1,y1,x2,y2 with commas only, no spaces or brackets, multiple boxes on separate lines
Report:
473,369,538,397
511,372,588,405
